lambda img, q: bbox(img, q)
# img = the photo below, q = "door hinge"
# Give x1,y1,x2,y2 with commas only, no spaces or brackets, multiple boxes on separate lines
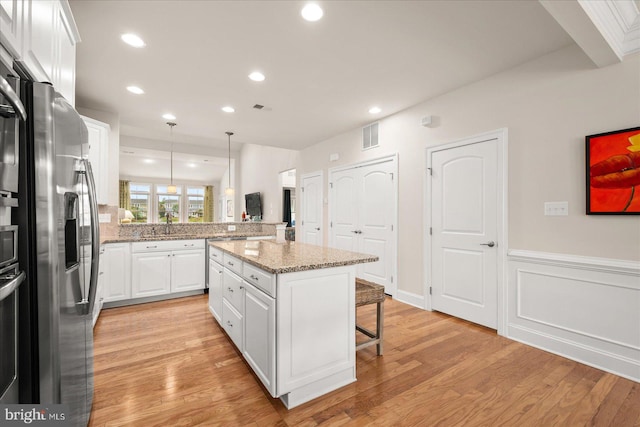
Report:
330,182,333,188
301,187,304,192
391,276,393,284
429,286,432,295
430,227,432,235
330,221,333,228
391,224,394,231
390,172,394,181
427,167,432,176
301,220,304,226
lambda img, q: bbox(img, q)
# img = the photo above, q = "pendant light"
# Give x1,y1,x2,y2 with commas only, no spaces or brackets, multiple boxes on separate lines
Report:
166,122,177,194
225,131,234,196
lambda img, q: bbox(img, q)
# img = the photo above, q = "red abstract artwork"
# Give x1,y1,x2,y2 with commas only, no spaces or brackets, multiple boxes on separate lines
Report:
586,126,640,214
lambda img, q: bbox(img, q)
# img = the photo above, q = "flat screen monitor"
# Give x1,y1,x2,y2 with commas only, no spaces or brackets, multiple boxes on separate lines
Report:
245,192,262,217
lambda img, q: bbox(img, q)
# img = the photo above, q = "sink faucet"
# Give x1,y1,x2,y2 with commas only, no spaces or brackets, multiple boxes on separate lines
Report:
165,211,172,235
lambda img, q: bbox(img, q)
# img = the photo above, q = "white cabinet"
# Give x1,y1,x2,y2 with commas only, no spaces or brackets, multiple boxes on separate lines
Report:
92,246,106,328
6,0,80,105
82,116,110,205
102,243,131,303
131,251,172,298
130,239,205,300
0,0,23,58
217,252,276,396
171,250,206,292
243,281,276,396
208,255,223,324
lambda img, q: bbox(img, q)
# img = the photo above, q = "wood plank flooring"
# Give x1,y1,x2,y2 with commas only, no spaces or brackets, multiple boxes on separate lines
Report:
88,295,639,426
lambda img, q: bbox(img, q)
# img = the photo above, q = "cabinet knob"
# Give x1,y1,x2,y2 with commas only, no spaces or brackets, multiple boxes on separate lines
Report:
227,287,233,293
226,321,233,327
228,261,234,266
250,274,258,281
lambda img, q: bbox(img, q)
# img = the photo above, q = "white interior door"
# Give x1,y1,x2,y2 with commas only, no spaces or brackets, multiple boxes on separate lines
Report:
357,161,395,294
330,169,358,252
330,156,397,296
300,172,323,246
430,139,499,329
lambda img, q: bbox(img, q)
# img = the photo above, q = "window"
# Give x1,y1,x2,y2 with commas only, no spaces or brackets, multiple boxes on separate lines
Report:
157,185,181,223
187,187,204,223
129,183,150,223
127,183,208,223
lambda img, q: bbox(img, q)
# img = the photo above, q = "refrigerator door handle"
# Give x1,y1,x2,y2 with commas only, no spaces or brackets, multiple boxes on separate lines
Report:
0,74,27,121
0,270,25,302
82,159,100,316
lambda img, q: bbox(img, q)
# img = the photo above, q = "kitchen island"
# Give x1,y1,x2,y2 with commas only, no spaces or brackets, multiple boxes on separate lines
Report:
208,239,377,409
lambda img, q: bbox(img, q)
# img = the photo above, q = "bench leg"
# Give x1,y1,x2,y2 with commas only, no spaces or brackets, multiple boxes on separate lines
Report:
376,300,384,355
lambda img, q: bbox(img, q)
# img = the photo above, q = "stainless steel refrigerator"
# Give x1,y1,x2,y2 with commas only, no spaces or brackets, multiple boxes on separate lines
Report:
5,59,100,426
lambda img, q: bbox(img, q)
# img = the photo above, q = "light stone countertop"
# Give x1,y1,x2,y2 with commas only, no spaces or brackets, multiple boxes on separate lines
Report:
101,231,275,245
209,240,378,274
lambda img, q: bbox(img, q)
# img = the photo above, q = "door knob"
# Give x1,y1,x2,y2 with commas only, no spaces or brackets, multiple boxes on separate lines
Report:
480,241,495,247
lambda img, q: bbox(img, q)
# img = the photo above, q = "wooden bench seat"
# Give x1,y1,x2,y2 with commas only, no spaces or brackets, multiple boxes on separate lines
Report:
355,278,384,355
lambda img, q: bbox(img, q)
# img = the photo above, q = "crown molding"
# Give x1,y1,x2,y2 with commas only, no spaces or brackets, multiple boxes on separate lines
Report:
579,0,640,57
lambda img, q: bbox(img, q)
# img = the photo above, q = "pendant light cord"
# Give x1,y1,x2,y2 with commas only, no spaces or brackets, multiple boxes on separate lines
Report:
226,131,233,190
167,122,177,188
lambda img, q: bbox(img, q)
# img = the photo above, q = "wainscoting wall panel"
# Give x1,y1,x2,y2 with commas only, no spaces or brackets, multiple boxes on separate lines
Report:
507,250,640,382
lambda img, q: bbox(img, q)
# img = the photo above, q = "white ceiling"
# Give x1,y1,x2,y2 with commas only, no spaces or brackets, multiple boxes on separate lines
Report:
70,0,574,154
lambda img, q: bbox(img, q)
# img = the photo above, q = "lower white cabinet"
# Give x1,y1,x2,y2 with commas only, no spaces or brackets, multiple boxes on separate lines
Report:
171,250,205,292
103,239,205,306
102,243,131,303
217,257,277,397
131,240,205,298
131,251,172,298
92,246,106,328
243,281,276,396
208,258,223,323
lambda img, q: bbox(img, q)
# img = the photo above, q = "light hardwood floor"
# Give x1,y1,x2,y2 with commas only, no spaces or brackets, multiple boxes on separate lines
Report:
88,294,639,426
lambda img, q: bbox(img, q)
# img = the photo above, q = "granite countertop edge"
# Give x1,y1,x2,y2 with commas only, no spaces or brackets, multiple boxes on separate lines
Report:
209,240,379,275
100,231,275,245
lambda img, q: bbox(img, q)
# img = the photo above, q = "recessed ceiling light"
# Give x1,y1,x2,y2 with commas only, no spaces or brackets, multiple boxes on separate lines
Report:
369,106,382,114
162,113,176,120
249,71,265,82
143,159,154,164
187,163,196,168
222,106,235,113
126,86,144,95
301,3,323,22
121,33,145,48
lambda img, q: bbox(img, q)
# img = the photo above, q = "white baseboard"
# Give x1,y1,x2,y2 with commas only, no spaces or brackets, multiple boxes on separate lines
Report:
395,289,426,309
507,249,640,382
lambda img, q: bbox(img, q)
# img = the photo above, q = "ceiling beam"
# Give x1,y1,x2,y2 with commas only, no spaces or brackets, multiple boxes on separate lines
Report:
540,0,640,68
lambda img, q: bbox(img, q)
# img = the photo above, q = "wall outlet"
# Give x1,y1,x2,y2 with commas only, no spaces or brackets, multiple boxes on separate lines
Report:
228,225,236,231
544,201,568,216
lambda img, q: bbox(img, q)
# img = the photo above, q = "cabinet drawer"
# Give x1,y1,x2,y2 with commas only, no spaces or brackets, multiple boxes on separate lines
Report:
243,263,276,298
223,268,244,313
131,239,204,253
223,253,243,275
222,299,243,351
209,246,224,264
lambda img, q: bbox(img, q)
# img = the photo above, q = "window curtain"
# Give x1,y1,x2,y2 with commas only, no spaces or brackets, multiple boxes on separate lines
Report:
204,185,214,222
283,189,292,227
119,180,130,210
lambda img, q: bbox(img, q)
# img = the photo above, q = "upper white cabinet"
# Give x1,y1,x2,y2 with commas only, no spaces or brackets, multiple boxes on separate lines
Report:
0,0,79,105
82,116,110,205
0,0,23,58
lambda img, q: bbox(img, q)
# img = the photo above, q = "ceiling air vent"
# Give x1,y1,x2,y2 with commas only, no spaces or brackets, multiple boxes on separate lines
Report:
362,122,379,150
253,104,264,110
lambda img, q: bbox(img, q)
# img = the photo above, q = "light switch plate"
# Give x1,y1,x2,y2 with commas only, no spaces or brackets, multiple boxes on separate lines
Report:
98,213,111,223
544,201,568,216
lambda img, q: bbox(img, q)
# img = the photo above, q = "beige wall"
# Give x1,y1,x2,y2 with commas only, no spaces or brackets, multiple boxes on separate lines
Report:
239,144,299,223
298,44,640,296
